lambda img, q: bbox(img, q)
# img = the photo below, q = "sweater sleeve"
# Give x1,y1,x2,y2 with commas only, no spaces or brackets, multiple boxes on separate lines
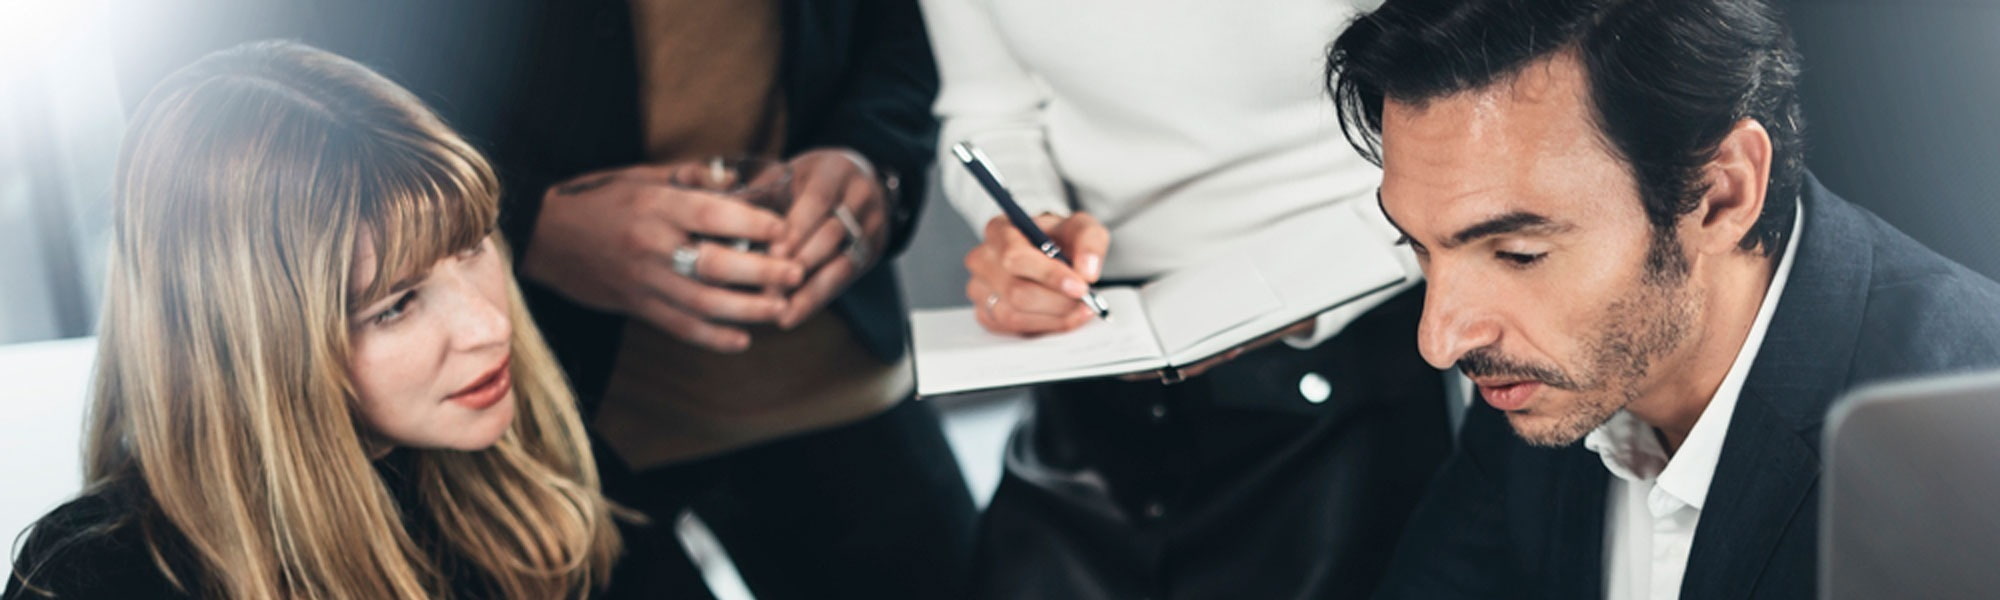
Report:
919,0,1073,232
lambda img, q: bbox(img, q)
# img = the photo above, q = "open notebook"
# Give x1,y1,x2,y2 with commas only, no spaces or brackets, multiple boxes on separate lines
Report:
911,204,1409,396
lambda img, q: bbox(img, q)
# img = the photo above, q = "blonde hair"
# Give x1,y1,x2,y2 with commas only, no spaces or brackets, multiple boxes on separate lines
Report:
50,40,619,598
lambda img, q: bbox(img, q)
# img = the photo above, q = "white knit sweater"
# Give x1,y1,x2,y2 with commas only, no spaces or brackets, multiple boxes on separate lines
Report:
921,0,1416,347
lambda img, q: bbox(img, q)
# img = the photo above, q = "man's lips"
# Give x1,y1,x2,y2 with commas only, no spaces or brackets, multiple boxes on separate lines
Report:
447,356,511,410
1473,378,1544,412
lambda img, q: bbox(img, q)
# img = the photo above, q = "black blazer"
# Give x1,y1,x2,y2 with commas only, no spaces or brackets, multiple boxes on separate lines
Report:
113,0,938,402
1371,174,2000,600
3,450,694,599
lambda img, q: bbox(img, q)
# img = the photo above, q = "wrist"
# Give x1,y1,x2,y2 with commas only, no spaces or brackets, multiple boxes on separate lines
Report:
520,184,579,287
823,148,899,207
828,148,877,178
812,147,907,249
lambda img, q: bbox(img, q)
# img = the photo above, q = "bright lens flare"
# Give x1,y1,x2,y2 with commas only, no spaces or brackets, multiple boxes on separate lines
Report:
0,0,97,84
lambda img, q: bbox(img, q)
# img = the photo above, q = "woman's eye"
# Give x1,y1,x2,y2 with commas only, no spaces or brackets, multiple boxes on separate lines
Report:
1497,251,1546,267
371,291,418,326
458,241,487,259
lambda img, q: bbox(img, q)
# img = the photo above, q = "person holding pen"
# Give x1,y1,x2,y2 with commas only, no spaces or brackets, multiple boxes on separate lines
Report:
950,142,1112,321
920,0,1454,598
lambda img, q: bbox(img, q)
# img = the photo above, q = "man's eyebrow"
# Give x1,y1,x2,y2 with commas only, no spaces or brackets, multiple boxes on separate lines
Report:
1445,212,1572,249
1375,190,1574,250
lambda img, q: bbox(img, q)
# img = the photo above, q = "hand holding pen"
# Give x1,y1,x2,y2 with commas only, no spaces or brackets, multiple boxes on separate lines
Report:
952,142,1112,336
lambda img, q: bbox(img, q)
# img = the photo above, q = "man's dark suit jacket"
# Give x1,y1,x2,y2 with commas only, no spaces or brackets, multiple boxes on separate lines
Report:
116,0,937,401
1372,174,2000,600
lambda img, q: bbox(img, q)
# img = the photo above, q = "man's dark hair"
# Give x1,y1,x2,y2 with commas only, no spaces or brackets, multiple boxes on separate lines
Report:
1327,0,1805,259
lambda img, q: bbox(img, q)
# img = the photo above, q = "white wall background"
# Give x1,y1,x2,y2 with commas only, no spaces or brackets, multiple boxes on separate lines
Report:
0,338,95,564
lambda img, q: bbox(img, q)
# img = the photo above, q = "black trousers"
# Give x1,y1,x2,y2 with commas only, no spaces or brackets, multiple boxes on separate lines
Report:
601,398,978,600
970,288,1450,600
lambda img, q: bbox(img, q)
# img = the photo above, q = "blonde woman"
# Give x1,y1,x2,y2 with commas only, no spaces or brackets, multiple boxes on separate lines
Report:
5,41,631,599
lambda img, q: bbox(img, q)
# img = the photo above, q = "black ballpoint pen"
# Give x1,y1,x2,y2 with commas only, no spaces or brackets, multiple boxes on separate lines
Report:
950,141,1111,319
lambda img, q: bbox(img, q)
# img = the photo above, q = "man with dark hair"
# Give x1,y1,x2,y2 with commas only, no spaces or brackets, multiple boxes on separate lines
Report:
1325,0,2000,597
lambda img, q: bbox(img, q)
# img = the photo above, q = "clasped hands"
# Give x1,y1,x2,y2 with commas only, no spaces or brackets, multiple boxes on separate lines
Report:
522,149,890,353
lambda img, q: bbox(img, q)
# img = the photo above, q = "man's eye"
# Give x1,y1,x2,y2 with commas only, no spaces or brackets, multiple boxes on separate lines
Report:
1396,237,1430,258
372,292,418,326
1496,251,1546,267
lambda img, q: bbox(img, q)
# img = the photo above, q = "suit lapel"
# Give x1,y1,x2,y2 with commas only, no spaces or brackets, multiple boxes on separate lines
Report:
1546,448,1609,600
1680,175,1872,599
1678,397,1821,600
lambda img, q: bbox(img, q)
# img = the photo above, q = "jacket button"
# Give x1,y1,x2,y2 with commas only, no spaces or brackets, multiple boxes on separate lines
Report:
1299,372,1331,404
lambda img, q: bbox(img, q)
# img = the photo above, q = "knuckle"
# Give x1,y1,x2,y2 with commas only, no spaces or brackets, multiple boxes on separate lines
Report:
974,246,1006,272
816,218,844,243
692,328,730,351
764,261,792,282
616,227,650,258
1042,268,1070,287
650,306,692,333
691,200,726,231
1003,285,1037,309
1000,248,1034,273
616,256,646,284
982,229,1013,251
684,291,721,316
687,252,713,280
994,311,1021,332
800,192,828,211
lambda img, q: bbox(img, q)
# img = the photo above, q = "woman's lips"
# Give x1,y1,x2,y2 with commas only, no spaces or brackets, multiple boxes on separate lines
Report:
447,358,511,410
1477,380,1544,412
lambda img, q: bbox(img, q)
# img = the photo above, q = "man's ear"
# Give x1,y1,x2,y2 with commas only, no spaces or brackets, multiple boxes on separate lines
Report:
1690,119,1772,256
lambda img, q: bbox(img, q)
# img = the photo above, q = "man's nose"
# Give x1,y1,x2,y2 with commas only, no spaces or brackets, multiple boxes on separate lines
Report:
1417,272,1501,370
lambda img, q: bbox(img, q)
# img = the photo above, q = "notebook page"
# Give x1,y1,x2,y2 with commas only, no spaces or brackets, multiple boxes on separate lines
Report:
1137,252,1285,355
1158,204,1408,364
911,288,1167,396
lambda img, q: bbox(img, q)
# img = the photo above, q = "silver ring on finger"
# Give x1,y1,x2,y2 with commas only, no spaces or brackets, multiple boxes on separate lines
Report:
672,243,702,281
834,205,870,267
985,293,1000,312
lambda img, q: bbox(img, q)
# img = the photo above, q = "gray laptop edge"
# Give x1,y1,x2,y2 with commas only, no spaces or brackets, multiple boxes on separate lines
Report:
1823,368,2000,600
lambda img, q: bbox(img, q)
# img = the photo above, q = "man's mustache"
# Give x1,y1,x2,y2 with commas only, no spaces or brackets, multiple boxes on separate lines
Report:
1456,348,1582,391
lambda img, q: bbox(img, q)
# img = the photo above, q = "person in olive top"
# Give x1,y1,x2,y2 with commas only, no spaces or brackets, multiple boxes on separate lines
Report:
5,42,638,599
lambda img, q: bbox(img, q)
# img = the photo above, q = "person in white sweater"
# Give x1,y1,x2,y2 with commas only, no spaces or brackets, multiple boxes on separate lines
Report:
922,0,1453,597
